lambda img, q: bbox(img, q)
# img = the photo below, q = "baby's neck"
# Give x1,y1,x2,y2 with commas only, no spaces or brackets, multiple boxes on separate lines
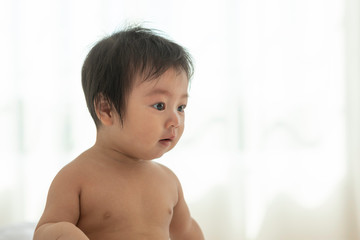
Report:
90,143,146,165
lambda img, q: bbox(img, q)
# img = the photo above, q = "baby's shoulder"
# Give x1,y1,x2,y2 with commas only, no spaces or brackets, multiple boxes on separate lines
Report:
59,152,89,173
152,161,172,174
152,162,181,185
51,151,94,186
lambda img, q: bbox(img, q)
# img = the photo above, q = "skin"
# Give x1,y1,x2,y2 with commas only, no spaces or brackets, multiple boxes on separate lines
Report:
34,68,205,240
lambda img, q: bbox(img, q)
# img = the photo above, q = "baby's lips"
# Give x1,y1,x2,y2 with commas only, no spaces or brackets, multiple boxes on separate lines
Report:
160,135,175,141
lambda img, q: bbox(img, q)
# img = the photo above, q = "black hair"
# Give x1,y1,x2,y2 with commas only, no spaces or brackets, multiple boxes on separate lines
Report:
81,26,194,128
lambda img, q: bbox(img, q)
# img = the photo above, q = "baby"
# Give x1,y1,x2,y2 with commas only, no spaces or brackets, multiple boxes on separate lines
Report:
33,26,204,240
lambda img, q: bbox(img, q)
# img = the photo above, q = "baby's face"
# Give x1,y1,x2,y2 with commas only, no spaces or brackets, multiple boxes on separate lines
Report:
112,68,189,160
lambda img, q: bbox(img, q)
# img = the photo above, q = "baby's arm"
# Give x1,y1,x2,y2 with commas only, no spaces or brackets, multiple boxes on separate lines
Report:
33,164,88,240
169,177,204,240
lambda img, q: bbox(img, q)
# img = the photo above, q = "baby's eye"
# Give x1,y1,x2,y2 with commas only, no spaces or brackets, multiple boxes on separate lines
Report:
177,105,186,112
153,102,165,111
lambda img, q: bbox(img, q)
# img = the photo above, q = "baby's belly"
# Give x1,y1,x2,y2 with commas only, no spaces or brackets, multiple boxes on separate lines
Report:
85,227,170,240
78,206,173,240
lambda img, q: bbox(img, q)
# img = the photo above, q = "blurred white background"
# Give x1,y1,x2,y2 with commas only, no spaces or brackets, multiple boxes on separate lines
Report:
1,0,359,239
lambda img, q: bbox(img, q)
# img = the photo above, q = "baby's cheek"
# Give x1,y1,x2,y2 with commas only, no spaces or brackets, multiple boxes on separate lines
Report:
177,125,185,139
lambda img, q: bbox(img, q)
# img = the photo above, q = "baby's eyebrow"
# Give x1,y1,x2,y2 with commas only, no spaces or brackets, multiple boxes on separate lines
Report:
146,89,188,99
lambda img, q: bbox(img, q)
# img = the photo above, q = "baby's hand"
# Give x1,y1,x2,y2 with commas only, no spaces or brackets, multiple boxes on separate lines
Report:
34,222,89,240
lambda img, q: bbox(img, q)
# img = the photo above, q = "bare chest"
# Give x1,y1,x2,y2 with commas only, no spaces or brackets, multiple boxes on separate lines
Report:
76,167,178,237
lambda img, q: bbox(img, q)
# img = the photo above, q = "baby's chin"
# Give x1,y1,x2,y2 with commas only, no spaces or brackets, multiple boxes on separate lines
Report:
149,148,177,161
129,139,180,160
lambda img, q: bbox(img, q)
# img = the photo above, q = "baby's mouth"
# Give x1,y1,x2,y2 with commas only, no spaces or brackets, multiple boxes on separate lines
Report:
159,136,175,145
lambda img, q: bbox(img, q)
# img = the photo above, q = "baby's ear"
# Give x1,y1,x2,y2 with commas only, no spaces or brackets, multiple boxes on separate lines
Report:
94,94,114,126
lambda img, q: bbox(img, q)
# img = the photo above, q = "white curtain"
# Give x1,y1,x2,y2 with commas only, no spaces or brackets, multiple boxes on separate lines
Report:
1,0,359,239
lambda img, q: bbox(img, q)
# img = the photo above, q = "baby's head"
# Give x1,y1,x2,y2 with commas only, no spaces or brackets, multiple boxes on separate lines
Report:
81,26,193,128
